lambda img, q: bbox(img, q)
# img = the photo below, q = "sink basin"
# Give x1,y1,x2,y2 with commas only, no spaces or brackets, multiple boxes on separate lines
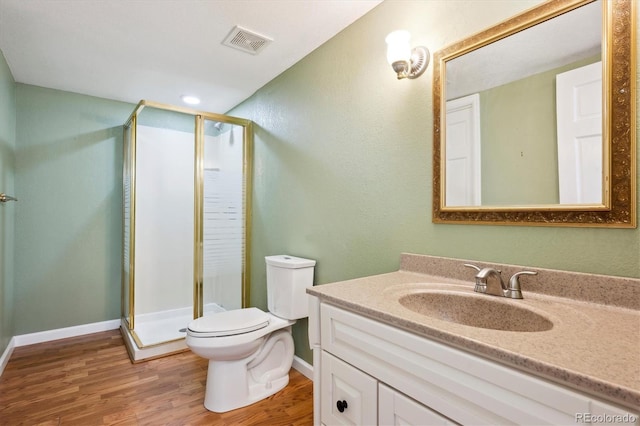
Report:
398,290,553,332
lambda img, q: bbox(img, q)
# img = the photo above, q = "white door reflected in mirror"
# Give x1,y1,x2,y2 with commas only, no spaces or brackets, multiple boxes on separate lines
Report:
556,61,603,204
445,94,481,207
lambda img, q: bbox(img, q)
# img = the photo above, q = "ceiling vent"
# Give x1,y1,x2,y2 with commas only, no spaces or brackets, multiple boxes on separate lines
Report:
222,26,272,55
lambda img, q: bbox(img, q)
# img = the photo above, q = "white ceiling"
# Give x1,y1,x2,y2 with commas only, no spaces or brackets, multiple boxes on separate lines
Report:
0,0,382,114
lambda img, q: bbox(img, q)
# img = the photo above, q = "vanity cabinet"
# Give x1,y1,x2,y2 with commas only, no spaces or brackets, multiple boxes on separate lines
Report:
321,351,453,425
310,298,639,426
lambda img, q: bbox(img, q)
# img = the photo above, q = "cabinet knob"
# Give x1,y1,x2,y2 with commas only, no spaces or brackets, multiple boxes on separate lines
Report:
336,399,348,413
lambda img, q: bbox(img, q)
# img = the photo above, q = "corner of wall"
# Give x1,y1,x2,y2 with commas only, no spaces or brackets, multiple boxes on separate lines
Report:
0,47,17,356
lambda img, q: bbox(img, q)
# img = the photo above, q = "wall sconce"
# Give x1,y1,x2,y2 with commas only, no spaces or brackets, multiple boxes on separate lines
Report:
385,30,429,80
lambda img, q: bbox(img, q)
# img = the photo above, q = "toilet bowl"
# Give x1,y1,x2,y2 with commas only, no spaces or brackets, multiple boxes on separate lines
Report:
186,308,295,412
186,255,316,413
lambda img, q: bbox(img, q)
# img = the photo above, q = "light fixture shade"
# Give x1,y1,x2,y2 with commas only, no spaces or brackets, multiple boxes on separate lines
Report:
385,30,411,64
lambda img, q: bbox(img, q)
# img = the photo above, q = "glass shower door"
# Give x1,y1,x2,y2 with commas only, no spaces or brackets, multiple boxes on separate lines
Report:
122,122,133,328
200,119,246,316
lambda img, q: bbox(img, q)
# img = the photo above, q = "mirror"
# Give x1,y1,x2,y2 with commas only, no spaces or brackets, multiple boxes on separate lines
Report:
432,0,636,227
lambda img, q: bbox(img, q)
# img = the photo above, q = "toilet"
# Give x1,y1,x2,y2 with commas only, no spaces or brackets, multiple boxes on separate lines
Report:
186,254,316,413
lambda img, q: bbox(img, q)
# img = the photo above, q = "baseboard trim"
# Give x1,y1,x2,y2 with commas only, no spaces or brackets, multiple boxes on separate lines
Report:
13,319,121,347
292,355,313,380
0,337,16,377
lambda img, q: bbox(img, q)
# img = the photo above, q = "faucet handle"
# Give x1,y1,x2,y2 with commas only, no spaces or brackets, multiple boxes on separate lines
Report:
463,263,481,272
464,264,490,293
464,264,502,274
506,270,538,299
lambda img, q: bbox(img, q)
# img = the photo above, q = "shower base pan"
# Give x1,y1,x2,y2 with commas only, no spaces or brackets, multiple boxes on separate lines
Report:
121,303,225,362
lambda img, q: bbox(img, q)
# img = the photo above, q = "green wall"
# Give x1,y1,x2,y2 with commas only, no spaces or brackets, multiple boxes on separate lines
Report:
231,0,640,363
14,85,132,334
0,50,16,353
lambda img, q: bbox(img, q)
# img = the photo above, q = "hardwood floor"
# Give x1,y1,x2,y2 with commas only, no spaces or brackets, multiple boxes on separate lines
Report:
0,330,314,425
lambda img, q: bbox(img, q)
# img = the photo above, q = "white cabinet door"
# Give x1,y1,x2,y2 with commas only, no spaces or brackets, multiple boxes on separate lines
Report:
321,351,377,425
379,384,458,426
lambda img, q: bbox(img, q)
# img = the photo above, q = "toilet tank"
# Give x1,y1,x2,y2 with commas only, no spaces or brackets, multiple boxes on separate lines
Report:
265,255,316,320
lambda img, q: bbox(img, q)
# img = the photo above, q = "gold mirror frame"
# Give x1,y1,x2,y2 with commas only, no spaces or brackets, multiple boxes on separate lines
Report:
432,0,636,227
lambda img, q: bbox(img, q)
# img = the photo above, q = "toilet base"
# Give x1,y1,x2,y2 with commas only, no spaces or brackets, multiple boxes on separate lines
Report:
204,367,290,413
202,329,294,413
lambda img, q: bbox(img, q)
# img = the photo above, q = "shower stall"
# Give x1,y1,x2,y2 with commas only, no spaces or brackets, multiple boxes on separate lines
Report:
121,100,253,362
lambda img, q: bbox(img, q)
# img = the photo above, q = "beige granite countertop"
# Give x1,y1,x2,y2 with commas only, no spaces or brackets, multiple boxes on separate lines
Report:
307,255,640,411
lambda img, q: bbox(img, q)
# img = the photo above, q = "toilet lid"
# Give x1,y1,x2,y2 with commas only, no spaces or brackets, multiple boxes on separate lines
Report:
187,307,270,337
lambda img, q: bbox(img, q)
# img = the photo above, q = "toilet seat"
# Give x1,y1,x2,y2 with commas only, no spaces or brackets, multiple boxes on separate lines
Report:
188,307,270,337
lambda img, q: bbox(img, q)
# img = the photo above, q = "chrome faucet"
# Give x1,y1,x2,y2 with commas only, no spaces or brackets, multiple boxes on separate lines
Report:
464,264,537,299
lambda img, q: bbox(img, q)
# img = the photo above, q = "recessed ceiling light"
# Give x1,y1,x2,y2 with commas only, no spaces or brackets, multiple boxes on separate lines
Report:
181,95,200,105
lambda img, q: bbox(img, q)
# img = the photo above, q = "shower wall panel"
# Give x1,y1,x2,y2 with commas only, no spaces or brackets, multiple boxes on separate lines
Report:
135,125,194,315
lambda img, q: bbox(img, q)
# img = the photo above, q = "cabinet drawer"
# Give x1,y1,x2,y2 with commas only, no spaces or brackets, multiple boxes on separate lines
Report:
321,351,377,425
379,383,458,426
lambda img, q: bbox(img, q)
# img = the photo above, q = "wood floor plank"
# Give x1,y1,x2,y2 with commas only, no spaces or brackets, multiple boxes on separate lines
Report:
0,330,313,425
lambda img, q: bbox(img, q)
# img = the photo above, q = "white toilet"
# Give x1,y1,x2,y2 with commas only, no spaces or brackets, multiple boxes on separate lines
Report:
186,254,316,413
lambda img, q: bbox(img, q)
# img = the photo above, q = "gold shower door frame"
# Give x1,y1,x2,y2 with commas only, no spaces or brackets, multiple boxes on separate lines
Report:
122,100,253,349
